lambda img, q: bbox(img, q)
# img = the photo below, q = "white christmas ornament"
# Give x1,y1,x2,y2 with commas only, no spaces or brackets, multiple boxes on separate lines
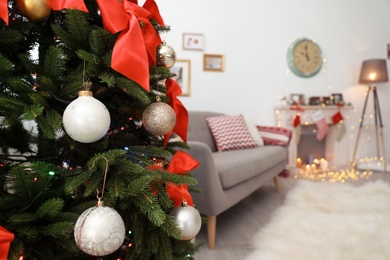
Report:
169,200,202,240
74,203,126,256
63,90,110,143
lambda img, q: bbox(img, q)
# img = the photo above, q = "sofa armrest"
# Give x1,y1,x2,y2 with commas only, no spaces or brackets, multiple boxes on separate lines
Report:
185,141,224,216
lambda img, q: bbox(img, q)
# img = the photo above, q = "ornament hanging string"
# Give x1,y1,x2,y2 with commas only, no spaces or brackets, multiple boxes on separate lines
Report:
95,157,109,205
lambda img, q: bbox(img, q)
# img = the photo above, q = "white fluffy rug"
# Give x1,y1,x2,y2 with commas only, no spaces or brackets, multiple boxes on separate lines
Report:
245,180,390,260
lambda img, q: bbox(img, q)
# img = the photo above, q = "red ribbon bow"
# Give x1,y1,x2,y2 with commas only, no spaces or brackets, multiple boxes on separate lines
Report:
143,0,164,26
96,0,163,92
0,226,14,259
166,150,199,207
0,0,7,25
0,0,88,25
51,0,88,12
164,78,189,147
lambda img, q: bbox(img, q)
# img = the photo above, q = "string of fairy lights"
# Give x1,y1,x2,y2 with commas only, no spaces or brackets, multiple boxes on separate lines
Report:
277,53,385,182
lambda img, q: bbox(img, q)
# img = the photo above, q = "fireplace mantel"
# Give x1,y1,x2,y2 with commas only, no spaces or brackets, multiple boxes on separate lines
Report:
275,105,353,169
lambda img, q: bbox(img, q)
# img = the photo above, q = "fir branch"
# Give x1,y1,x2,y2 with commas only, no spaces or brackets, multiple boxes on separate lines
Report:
116,77,150,105
159,213,182,240
98,72,116,87
17,53,39,75
89,28,111,58
17,226,40,240
133,192,167,227
23,103,44,120
156,230,174,260
36,198,64,218
51,10,90,51
153,183,174,211
0,54,14,72
34,109,62,140
125,175,154,197
41,221,74,238
76,49,100,66
42,46,66,82
8,212,36,224
27,91,50,108
0,96,25,112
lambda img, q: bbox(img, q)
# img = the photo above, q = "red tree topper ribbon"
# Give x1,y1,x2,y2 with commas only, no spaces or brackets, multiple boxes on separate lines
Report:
164,78,188,147
0,226,14,259
142,0,163,64
143,0,164,26
51,0,88,12
166,150,199,207
97,0,163,92
0,0,88,25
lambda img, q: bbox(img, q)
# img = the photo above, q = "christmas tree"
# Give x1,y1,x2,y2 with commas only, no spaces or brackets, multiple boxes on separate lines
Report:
0,0,202,259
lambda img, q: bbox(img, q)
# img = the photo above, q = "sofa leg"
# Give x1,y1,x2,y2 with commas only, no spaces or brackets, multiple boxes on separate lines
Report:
273,176,280,192
207,215,216,249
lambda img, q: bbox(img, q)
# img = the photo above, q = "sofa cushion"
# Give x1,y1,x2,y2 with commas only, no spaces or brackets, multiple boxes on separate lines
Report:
206,114,258,152
256,125,292,146
212,146,287,189
243,115,264,147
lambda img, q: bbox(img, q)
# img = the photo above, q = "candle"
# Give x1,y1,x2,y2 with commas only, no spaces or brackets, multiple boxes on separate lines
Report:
320,158,328,171
305,164,311,173
308,155,314,165
296,158,302,168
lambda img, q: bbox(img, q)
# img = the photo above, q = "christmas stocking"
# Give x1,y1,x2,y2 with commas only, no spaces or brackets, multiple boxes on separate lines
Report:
293,113,302,145
311,110,329,141
332,111,346,141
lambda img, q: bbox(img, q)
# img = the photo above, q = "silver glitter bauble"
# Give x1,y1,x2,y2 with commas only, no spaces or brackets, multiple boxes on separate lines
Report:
169,201,202,240
74,205,126,256
156,41,176,68
142,100,176,136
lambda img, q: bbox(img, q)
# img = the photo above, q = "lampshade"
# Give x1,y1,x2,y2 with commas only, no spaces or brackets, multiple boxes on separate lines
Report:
359,59,389,84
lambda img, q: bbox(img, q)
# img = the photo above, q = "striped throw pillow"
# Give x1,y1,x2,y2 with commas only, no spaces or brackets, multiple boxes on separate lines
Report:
206,114,258,151
256,126,292,146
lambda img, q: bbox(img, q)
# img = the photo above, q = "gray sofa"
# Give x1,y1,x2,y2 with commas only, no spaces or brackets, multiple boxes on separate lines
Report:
185,111,288,249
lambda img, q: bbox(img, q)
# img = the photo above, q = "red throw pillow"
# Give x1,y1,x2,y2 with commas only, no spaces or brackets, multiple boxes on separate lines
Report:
206,114,258,152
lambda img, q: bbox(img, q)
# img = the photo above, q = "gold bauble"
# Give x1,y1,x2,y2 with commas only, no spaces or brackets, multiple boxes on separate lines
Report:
16,0,52,22
156,42,176,68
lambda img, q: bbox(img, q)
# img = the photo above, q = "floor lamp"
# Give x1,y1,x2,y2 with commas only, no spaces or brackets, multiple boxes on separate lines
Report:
352,59,388,172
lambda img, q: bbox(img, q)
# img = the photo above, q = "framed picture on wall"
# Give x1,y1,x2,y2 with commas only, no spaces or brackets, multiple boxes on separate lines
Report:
203,54,224,72
331,93,343,105
171,59,191,96
290,94,305,105
183,33,204,50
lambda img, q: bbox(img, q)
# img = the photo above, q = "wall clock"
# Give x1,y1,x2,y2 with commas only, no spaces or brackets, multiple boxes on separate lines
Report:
287,38,323,78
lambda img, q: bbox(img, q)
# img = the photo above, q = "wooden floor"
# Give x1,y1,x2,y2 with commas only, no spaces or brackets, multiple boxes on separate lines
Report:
193,171,390,260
